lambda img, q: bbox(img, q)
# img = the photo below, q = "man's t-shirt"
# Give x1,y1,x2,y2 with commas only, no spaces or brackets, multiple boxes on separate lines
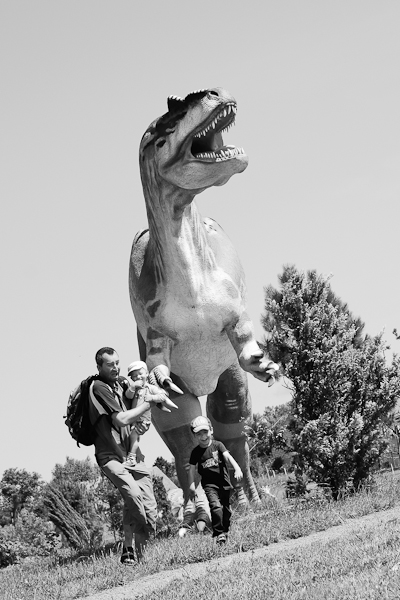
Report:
89,375,132,467
189,440,232,490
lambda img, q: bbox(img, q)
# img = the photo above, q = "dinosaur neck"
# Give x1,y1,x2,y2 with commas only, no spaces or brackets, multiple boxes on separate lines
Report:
141,165,216,284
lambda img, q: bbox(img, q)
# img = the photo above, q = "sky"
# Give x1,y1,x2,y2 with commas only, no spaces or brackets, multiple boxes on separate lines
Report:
1,1,400,482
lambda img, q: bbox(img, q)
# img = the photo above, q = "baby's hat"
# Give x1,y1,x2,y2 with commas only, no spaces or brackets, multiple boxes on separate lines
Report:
127,360,148,375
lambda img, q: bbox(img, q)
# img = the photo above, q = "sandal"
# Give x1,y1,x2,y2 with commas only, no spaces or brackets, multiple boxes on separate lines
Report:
120,546,135,565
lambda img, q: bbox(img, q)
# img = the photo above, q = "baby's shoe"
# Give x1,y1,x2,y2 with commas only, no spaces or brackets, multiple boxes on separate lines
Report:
123,452,137,471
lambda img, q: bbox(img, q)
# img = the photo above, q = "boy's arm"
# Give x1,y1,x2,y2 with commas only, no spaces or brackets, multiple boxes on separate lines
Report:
187,464,197,500
223,451,243,480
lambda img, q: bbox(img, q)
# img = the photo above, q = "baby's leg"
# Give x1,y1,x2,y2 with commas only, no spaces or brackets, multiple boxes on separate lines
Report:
122,430,141,470
130,429,140,455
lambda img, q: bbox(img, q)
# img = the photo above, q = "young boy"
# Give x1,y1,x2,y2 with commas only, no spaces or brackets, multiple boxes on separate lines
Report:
188,415,243,544
122,361,153,470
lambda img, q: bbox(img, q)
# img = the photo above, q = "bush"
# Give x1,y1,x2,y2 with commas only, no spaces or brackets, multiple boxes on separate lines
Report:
15,509,61,556
0,536,24,567
153,476,178,538
263,266,400,498
0,510,61,567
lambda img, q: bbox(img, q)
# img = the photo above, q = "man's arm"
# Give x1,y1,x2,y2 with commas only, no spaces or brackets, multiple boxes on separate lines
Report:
187,464,197,500
112,387,178,428
222,451,243,481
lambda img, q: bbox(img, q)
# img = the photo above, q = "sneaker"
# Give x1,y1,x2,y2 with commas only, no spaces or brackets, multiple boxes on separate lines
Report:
120,546,135,565
216,533,227,545
122,453,137,471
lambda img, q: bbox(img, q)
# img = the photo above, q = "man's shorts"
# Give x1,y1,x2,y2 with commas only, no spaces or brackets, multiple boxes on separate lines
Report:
101,459,157,534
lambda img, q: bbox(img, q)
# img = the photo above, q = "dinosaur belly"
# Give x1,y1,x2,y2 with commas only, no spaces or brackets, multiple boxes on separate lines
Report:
138,285,242,397
170,327,237,397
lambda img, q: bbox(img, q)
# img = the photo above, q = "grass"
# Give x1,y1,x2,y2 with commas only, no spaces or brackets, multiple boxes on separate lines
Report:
144,520,400,599
1,470,400,599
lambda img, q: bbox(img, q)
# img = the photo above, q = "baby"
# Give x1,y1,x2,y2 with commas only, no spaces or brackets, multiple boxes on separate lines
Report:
122,361,152,470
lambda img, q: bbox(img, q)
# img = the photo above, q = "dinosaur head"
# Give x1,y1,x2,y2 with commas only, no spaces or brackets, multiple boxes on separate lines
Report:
140,88,248,192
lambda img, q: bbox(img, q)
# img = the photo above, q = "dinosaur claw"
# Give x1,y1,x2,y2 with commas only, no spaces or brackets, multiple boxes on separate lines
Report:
165,379,184,395
165,398,179,410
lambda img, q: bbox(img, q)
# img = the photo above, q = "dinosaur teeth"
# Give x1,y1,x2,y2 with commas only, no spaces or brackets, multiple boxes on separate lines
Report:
193,103,237,138
214,147,245,161
195,146,246,161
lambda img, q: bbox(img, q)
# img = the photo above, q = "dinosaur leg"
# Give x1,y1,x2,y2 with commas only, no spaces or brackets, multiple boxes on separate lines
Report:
206,361,260,504
150,377,201,495
137,329,201,495
150,376,205,527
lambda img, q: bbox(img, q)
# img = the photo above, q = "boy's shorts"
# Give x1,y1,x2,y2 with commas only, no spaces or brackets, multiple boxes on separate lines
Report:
133,388,152,426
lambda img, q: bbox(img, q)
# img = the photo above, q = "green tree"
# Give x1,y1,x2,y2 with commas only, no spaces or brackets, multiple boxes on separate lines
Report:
153,456,179,486
95,473,124,541
262,265,400,498
49,457,103,547
0,468,43,524
246,404,293,474
43,484,90,550
152,476,176,537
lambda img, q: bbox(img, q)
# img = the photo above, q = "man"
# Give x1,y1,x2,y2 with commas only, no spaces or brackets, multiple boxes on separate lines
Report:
89,346,177,564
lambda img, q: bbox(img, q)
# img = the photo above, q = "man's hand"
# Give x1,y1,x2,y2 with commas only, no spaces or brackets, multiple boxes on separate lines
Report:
188,488,196,501
134,421,150,435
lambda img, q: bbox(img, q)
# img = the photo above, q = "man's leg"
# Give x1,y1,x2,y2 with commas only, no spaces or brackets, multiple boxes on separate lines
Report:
121,520,135,565
121,505,149,561
101,460,151,561
132,465,157,560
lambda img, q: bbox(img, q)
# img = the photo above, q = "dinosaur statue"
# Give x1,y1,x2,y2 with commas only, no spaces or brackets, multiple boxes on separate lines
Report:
129,87,278,505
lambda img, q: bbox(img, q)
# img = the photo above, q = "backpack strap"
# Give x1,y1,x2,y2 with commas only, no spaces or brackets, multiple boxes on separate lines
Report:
89,381,114,420
89,381,121,432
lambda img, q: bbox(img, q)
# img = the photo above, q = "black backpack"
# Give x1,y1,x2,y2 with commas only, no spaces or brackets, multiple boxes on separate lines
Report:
64,375,105,447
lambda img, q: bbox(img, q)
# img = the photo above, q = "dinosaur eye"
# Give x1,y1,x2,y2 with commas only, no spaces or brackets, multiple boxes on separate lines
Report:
156,139,166,148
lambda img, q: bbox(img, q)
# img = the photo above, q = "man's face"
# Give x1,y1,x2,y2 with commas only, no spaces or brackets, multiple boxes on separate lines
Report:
98,352,120,383
194,428,212,448
129,368,147,387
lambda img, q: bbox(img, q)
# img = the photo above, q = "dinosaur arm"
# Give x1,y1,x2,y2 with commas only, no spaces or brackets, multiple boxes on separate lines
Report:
145,332,183,394
226,311,279,384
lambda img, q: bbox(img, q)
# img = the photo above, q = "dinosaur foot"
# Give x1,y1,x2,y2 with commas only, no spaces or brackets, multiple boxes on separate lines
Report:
149,366,184,395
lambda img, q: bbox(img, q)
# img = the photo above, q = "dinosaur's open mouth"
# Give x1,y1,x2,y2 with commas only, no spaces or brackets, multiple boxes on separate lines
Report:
190,103,245,162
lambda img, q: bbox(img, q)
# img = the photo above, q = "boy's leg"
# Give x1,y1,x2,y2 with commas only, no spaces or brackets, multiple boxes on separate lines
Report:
204,486,224,537
221,489,232,533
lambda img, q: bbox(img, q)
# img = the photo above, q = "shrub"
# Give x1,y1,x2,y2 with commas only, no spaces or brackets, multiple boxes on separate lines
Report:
263,265,400,498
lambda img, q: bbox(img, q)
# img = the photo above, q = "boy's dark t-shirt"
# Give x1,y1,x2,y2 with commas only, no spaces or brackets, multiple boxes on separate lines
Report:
189,440,232,490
